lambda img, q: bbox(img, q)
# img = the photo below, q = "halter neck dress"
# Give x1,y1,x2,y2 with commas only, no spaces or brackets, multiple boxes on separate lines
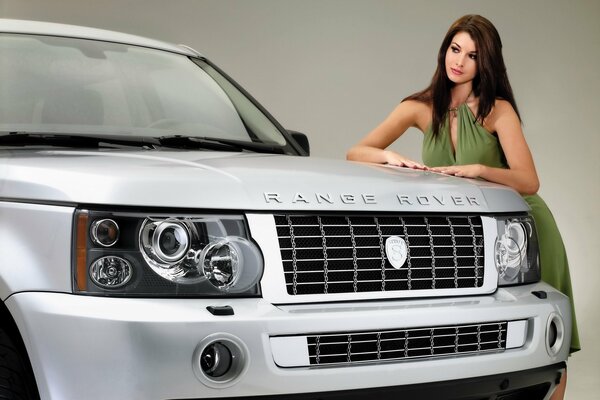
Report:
422,103,580,353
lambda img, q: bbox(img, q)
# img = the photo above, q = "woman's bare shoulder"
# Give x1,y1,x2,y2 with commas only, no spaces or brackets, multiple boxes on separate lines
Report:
485,99,519,131
399,100,431,132
494,99,515,112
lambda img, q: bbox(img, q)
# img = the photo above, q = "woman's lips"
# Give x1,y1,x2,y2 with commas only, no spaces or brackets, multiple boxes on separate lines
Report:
450,67,463,75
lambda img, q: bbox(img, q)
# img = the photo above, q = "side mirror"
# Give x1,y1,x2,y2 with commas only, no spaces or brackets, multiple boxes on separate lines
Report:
288,130,310,156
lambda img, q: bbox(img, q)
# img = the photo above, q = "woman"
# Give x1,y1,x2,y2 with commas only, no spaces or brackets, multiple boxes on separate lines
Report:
347,14,579,399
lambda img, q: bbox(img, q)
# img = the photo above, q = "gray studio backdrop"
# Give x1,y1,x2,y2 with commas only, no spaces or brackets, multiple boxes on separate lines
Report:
2,0,598,398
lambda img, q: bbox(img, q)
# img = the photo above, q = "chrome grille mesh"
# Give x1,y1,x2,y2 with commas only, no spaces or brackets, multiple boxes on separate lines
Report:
307,321,507,366
275,215,485,295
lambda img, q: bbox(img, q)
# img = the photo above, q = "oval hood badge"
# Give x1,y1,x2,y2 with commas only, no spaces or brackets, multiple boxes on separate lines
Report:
385,236,408,269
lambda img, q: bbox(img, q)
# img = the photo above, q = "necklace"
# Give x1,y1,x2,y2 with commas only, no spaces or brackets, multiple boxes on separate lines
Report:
448,106,460,118
448,90,473,118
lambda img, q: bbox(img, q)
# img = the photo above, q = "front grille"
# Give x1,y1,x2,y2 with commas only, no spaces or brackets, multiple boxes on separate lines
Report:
307,321,507,366
275,215,484,295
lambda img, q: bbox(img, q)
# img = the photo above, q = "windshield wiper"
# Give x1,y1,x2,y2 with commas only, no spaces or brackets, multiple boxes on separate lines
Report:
0,132,160,149
0,132,286,154
157,135,285,154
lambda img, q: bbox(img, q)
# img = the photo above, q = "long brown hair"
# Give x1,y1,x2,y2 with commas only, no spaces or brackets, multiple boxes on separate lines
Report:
405,15,520,137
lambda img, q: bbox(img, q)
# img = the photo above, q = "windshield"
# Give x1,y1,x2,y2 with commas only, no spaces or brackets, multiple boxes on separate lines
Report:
0,33,288,148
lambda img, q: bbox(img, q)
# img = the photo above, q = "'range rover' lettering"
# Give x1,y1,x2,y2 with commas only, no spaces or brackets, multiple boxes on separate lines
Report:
265,192,481,206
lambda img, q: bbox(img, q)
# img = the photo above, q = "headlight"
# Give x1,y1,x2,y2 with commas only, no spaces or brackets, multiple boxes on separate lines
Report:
74,210,263,297
495,215,540,286
139,219,200,284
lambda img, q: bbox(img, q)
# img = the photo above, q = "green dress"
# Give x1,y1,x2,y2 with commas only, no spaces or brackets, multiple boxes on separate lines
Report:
422,103,580,353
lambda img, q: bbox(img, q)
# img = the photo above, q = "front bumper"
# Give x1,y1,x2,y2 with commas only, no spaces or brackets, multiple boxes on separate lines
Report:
7,282,570,400
171,362,565,400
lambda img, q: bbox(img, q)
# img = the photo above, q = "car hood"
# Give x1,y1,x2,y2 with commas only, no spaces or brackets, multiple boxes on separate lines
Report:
0,149,528,212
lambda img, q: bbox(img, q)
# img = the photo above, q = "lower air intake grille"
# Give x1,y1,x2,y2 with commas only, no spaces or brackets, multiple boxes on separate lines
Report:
308,321,507,366
275,215,485,295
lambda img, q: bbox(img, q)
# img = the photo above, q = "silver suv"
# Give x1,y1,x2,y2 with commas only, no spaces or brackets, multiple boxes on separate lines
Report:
0,19,570,400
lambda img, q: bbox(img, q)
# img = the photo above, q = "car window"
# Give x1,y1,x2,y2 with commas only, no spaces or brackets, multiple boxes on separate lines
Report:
0,33,287,146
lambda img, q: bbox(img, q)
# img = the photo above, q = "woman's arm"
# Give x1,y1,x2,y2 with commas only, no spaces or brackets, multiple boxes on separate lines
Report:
346,100,428,169
431,100,540,195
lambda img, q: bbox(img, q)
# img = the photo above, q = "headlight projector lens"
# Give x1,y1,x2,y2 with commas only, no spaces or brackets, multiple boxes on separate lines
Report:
139,218,203,283
152,221,190,263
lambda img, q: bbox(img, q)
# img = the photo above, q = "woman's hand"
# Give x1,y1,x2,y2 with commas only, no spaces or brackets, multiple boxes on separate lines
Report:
383,151,428,170
430,164,484,178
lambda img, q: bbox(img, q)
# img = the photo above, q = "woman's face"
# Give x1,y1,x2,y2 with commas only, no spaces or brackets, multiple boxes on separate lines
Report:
445,31,478,85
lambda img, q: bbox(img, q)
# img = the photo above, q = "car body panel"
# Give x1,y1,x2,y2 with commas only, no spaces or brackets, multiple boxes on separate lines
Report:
0,149,528,212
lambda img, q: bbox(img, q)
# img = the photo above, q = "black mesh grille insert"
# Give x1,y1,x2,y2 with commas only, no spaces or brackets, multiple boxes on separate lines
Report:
306,321,507,366
275,214,485,295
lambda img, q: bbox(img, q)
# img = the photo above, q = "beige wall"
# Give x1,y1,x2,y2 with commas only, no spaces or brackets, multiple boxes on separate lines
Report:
2,0,598,397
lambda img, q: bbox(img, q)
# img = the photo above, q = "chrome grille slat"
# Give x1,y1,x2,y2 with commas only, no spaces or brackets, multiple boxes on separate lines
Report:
286,276,484,286
275,224,483,228
307,322,503,335
375,217,386,291
308,334,503,346
276,214,485,295
448,217,459,288
286,216,299,295
280,244,483,250
278,234,482,239
284,265,483,274
469,216,482,288
281,255,484,262
347,217,359,293
317,216,329,294
304,321,508,366
399,217,413,290
425,217,436,289
310,348,503,362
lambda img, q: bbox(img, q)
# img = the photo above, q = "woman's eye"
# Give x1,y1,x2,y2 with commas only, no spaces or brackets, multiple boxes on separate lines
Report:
451,46,459,53
469,54,477,60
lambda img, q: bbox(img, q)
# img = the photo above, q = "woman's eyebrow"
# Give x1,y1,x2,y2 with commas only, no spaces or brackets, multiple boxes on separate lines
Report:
451,42,477,53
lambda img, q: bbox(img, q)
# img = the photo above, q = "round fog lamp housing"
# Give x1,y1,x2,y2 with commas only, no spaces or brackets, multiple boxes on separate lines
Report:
91,219,119,247
201,342,232,378
546,313,565,357
192,333,249,388
90,256,132,288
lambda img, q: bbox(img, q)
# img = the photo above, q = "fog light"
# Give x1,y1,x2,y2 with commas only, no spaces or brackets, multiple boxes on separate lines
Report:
90,256,132,288
201,342,232,378
546,313,565,357
192,334,249,388
91,219,119,247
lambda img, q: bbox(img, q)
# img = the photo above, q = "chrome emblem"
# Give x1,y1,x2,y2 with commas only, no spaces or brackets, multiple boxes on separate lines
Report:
385,236,408,269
